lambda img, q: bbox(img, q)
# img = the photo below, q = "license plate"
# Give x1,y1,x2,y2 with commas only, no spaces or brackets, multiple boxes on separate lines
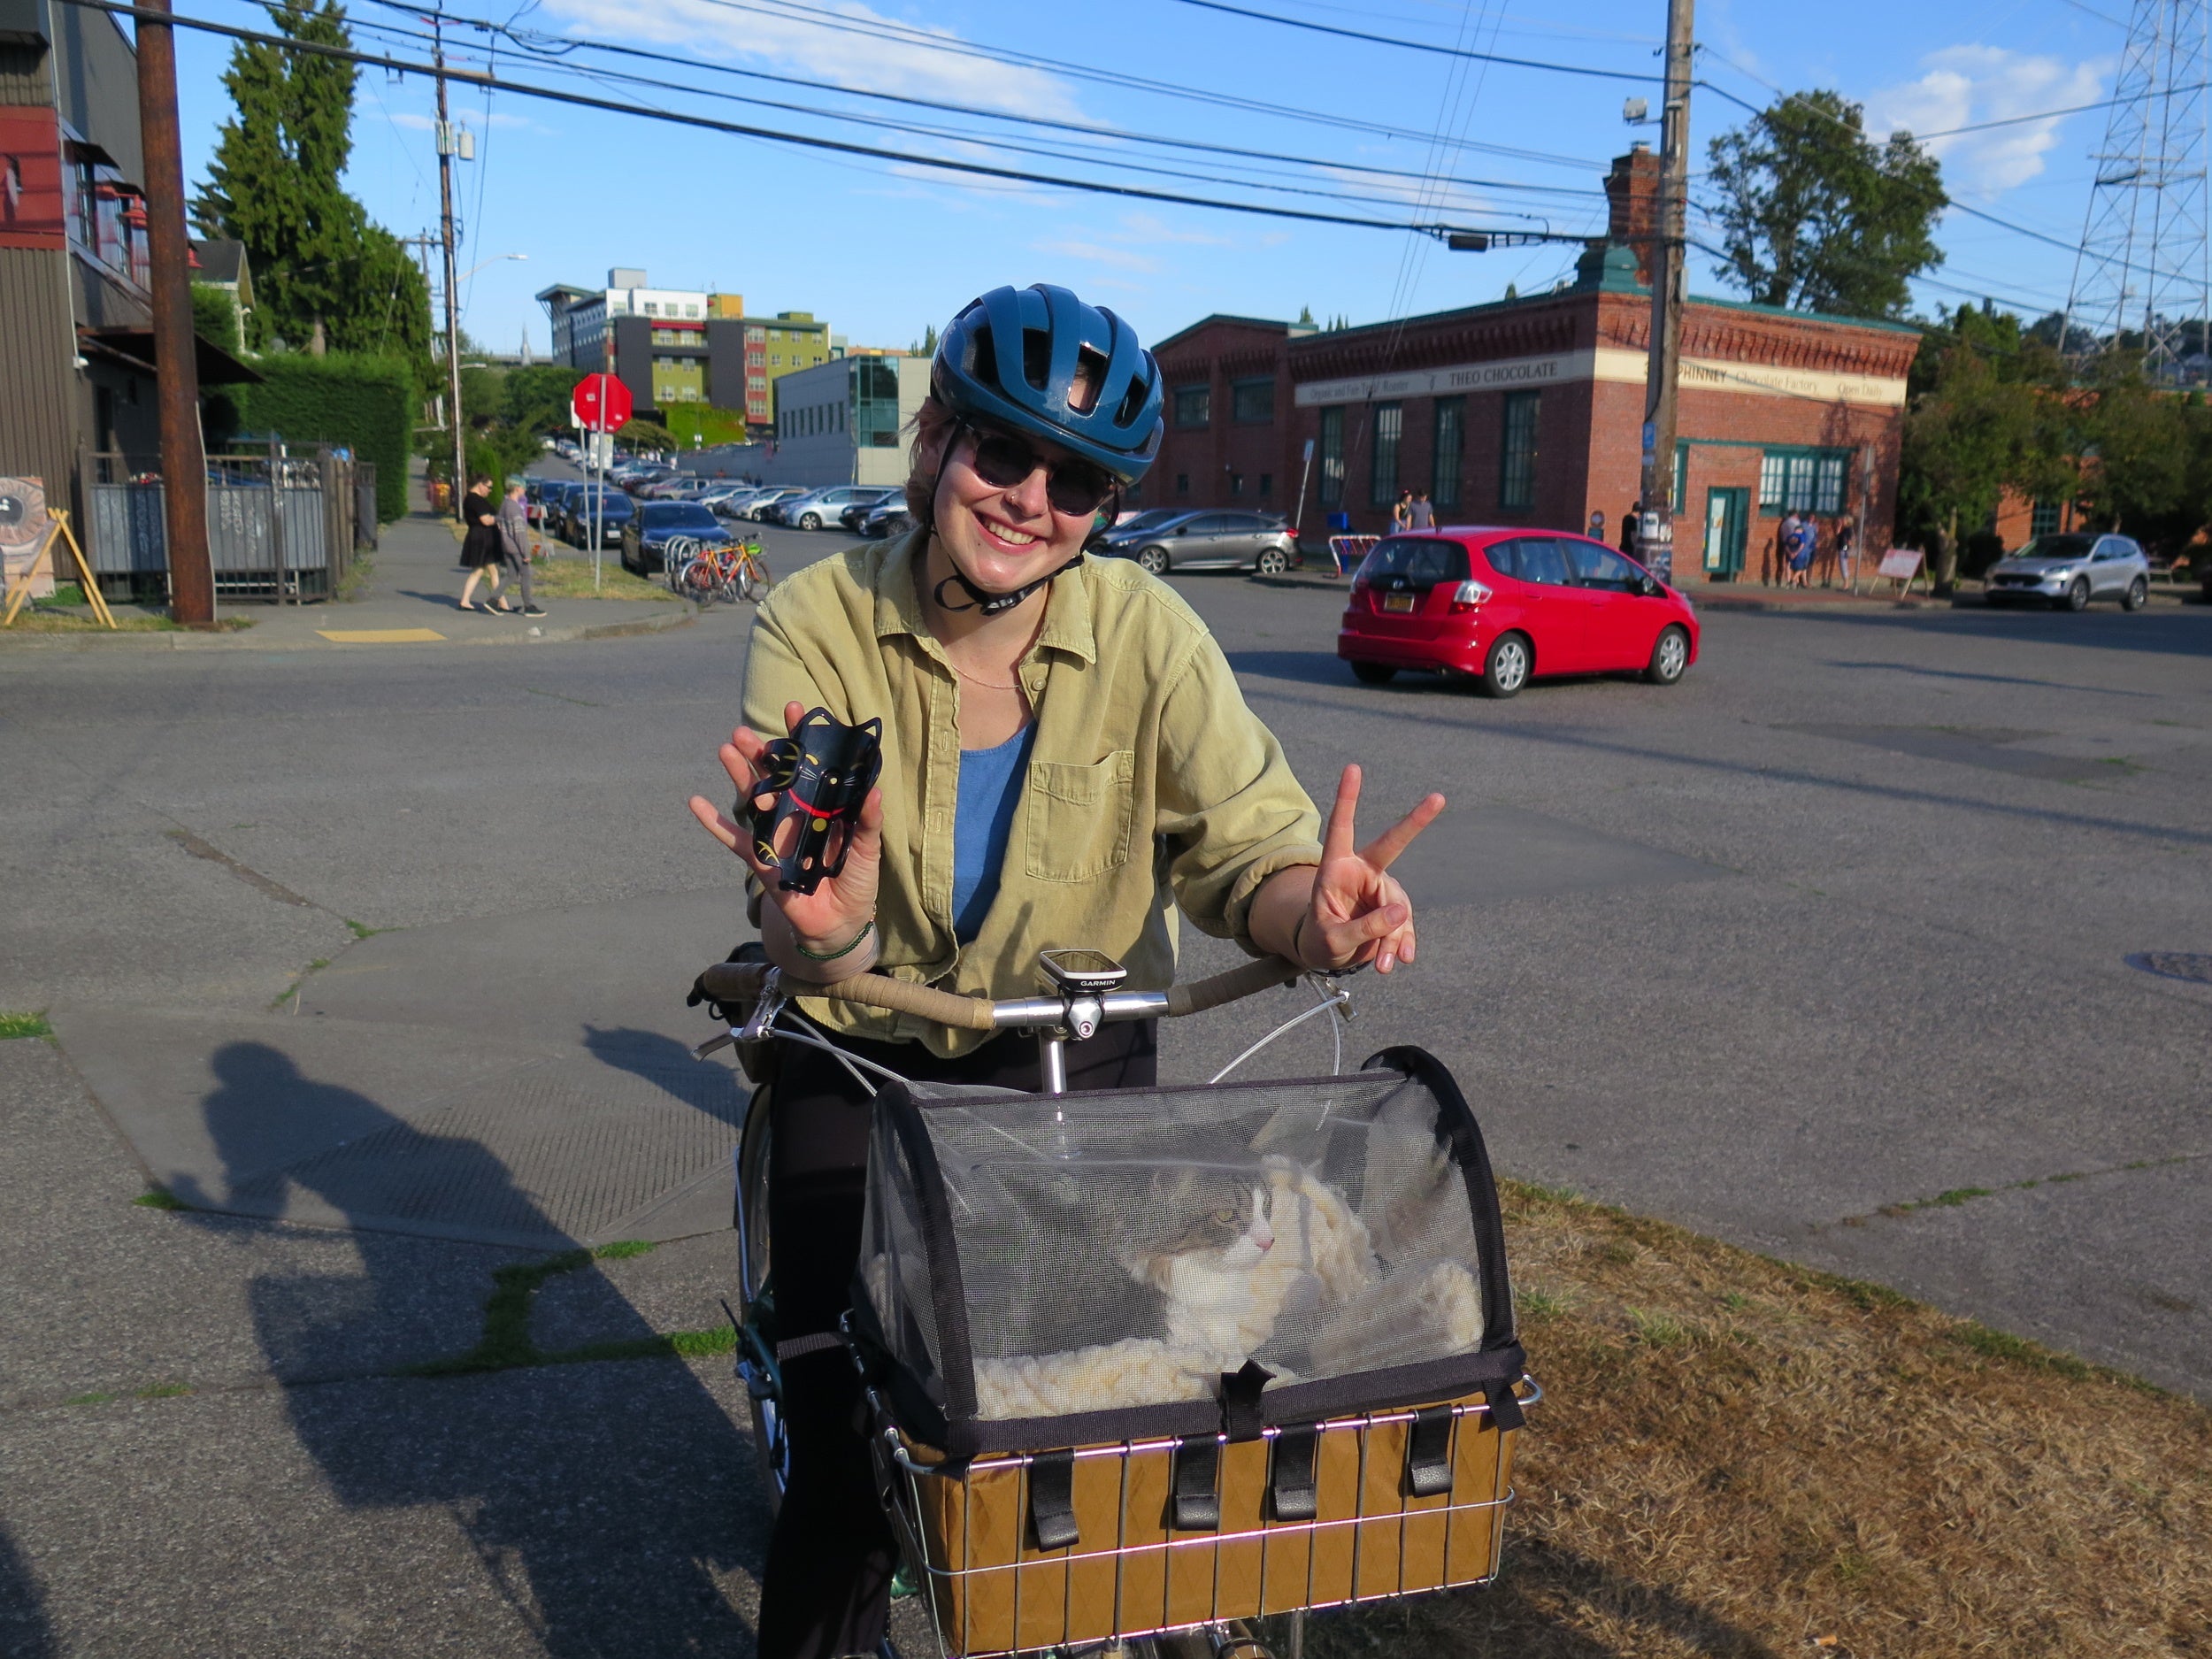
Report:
1382,591,1416,613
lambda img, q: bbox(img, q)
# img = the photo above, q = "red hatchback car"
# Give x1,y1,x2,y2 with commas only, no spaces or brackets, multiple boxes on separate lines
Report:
1337,528,1700,698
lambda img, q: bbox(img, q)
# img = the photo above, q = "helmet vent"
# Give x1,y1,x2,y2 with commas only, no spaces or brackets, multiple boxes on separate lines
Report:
1069,347,1109,414
1113,376,1149,428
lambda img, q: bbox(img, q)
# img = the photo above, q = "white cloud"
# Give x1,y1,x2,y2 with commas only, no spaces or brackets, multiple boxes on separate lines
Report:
1872,46,2108,197
1030,239,1161,273
537,0,1086,121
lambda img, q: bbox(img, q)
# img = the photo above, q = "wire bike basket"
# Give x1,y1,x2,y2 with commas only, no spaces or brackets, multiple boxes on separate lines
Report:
849,1046,1532,1654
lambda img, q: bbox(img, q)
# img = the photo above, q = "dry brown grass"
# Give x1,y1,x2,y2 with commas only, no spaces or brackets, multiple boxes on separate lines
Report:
1273,1181,2212,1658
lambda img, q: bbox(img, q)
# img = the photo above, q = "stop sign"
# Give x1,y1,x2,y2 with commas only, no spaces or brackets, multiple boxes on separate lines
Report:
572,373,634,433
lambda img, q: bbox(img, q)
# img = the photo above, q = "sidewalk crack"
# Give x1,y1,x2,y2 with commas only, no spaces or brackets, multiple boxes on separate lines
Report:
1816,1152,2208,1232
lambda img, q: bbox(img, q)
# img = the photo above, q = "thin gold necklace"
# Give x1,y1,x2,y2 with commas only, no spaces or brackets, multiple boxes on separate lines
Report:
949,659,1023,693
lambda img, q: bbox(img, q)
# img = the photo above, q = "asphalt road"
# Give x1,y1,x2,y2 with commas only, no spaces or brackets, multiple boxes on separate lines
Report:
3,518,2208,1655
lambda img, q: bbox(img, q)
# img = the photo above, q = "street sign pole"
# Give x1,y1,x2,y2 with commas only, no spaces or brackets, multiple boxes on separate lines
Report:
1293,436,1317,562
572,374,633,596
1635,0,1694,588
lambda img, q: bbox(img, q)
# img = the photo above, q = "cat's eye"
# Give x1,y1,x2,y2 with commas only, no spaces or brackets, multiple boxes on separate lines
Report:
1211,1208,1237,1224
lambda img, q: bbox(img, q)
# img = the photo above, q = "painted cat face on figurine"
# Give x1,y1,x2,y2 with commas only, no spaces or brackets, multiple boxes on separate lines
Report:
746,706,883,894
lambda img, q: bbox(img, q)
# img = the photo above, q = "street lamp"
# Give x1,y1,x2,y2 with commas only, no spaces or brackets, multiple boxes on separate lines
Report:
458,251,527,284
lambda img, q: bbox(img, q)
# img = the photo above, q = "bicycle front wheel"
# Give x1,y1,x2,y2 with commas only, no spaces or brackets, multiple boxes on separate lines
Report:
734,1085,789,1514
739,555,772,603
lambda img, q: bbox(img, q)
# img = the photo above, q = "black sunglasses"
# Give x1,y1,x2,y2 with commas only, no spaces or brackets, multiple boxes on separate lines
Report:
962,426,1118,518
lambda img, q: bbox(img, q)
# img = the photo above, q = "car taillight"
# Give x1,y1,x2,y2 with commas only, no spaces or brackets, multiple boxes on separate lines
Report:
1448,579,1491,613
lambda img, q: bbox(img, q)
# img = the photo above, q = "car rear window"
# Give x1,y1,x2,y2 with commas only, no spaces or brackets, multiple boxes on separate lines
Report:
1358,536,1470,588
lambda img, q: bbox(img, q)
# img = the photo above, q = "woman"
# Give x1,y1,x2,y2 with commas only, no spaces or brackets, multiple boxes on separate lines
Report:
493,480,545,617
1391,485,1415,532
457,476,504,612
687,285,1442,1657
1789,515,1816,588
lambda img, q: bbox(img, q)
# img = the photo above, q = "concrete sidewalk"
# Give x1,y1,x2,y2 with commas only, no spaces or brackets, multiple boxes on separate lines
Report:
1,496,713,651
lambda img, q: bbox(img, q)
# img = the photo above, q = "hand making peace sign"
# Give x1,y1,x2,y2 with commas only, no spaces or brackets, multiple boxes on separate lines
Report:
1291,764,1445,975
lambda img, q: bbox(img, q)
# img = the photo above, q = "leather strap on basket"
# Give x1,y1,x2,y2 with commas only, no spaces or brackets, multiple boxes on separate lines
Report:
1485,1379,1526,1433
1269,1425,1319,1523
1218,1358,1273,1443
1171,1436,1221,1531
1027,1448,1079,1552
1404,1405,1455,1498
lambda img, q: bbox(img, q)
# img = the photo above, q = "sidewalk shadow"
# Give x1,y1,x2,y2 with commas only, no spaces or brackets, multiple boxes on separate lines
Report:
0,1521,58,1659
179,1042,764,1655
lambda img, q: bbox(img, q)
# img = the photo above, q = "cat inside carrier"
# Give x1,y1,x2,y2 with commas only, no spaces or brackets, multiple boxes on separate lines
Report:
849,1045,1532,1655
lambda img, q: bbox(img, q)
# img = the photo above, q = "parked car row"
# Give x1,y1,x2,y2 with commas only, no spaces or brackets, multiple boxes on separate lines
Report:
1094,509,1302,576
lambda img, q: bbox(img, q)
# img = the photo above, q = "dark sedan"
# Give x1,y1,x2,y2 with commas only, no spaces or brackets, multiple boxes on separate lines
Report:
622,501,730,574
565,488,634,548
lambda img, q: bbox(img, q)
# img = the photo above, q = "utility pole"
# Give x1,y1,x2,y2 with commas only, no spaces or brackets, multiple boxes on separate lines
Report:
434,15,465,519
134,0,213,626
1635,0,1694,588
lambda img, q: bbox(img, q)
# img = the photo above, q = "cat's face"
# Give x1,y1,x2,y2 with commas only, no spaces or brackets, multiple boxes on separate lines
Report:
1125,1169,1276,1291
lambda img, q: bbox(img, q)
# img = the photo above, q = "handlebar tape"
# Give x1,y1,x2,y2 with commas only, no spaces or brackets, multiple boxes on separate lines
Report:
696,954,1301,1028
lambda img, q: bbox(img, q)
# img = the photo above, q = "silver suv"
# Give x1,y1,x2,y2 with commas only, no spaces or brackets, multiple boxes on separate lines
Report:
1096,510,1301,576
1985,532,2151,611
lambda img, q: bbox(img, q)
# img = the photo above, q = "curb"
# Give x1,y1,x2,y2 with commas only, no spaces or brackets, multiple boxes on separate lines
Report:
0,604,705,651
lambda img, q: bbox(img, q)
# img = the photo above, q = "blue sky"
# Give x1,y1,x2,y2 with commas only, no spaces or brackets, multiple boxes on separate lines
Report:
166,0,2138,358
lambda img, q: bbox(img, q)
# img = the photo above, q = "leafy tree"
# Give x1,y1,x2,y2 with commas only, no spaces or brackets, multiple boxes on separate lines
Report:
2074,363,2200,549
617,419,680,457
910,322,939,356
190,283,242,351
503,365,588,437
1707,89,1947,319
191,1,430,366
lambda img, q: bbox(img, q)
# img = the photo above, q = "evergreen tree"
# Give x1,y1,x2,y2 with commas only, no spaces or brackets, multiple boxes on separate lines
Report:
192,1,430,365
1296,305,1315,326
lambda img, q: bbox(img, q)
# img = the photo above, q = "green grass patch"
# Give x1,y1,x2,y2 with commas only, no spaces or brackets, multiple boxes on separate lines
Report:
269,959,332,1011
65,1392,116,1407
1626,1308,1694,1347
135,1383,191,1399
0,1010,52,1041
133,1187,186,1210
1930,1186,1994,1207
342,918,396,941
593,1239,657,1260
526,557,674,603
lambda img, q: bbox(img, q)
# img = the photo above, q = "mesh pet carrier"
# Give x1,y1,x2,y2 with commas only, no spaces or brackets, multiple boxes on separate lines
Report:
850,1047,1531,1651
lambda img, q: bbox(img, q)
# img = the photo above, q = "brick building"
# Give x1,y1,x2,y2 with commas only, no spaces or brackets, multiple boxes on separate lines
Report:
1147,148,1923,583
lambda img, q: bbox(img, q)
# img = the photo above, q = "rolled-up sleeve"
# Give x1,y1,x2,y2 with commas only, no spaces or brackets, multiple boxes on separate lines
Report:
1152,632,1323,949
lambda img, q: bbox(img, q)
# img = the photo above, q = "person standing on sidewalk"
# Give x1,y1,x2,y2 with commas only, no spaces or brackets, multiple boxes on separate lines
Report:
1831,516,1855,588
1408,488,1434,529
1619,501,1640,557
495,480,546,617
457,477,504,612
1391,488,1414,532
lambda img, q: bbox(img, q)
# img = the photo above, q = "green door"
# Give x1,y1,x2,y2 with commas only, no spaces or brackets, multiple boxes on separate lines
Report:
1702,487,1748,578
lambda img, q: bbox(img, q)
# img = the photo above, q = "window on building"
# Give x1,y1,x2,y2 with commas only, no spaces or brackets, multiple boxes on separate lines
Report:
1758,449,1849,514
1230,473,1244,495
1259,472,1272,495
1370,403,1403,507
1499,391,1540,510
1318,406,1344,506
2030,497,2062,536
686,304,700,318
1432,397,1464,508
644,303,659,316
1231,378,1274,424
1174,385,1211,428
1176,472,1189,493
771,354,781,367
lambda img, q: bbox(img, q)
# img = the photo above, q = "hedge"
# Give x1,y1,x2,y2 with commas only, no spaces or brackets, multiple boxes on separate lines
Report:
218,353,416,525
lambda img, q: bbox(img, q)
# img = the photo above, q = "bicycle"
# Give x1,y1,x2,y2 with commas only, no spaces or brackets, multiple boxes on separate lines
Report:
670,535,772,604
691,947,1535,1659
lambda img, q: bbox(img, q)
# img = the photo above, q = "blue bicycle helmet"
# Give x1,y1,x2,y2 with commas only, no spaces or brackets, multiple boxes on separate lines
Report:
932,284,1164,485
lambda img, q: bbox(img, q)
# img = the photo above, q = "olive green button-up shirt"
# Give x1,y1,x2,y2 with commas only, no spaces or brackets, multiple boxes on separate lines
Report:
741,526,1324,1056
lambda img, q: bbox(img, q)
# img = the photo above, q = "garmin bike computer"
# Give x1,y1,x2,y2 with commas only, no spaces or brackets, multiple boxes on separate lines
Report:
1038,949,1128,994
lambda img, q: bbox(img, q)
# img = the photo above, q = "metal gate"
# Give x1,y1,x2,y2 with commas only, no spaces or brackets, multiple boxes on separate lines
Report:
86,447,371,603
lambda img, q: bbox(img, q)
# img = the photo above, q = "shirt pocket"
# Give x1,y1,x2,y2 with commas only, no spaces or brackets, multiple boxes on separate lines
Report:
1023,750,1135,883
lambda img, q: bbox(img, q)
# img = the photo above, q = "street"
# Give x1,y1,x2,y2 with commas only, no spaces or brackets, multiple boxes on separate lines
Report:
3,518,2209,1655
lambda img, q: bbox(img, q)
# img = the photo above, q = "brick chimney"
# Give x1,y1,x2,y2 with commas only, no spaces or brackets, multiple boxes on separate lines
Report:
1604,143,1661,286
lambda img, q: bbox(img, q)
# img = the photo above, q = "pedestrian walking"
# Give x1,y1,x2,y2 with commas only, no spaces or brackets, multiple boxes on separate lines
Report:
1391,488,1414,532
1832,517,1855,588
1408,488,1434,529
1768,511,1799,587
457,476,505,612
1619,502,1640,557
495,480,546,617
1787,513,1814,588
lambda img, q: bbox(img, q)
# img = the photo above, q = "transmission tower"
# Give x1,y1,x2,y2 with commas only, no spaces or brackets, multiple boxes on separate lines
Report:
2062,0,2211,380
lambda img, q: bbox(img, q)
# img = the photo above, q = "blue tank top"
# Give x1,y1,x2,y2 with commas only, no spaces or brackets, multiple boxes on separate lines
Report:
951,724,1036,943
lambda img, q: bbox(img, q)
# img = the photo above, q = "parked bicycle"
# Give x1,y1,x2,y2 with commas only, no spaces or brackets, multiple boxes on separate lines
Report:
691,947,1535,1659
667,534,772,604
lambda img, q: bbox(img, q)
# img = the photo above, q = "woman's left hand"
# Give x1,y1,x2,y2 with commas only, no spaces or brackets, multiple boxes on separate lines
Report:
1299,764,1444,974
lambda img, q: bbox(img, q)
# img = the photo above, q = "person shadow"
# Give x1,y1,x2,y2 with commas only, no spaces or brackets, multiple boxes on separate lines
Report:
0,1520,58,1659
173,1041,768,1655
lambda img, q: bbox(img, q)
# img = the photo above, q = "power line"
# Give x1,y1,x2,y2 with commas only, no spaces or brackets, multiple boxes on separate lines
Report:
1167,0,1667,84
353,0,1608,204
680,0,1603,169
58,0,1548,241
